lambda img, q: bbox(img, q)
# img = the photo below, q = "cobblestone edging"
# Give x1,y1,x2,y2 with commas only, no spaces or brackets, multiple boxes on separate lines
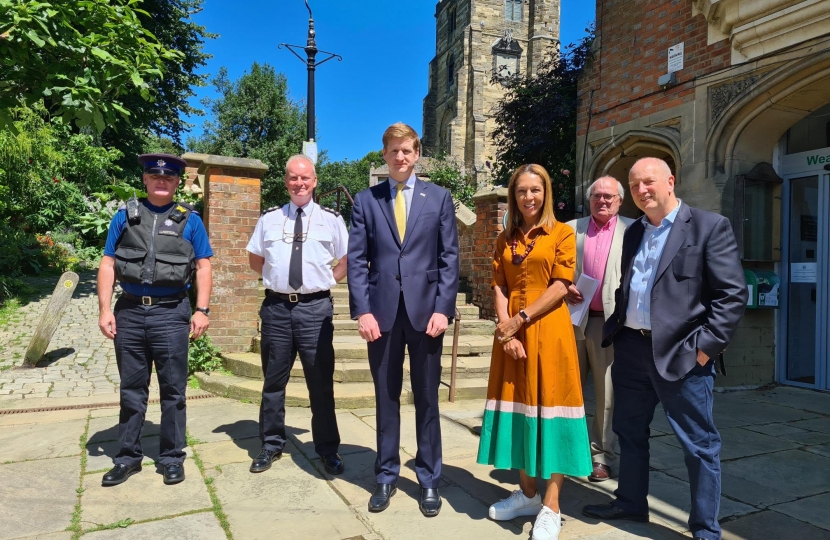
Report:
0,272,120,401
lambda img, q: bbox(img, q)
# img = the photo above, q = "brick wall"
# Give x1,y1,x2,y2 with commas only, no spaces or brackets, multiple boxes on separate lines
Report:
470,188,508,320
192,155,268,353
577,0,731,136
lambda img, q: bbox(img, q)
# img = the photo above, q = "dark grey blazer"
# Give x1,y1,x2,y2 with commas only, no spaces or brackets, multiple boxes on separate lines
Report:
347,178,460,333
602,203,748,381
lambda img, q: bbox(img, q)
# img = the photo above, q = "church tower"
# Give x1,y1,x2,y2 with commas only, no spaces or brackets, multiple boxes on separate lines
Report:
422,0,560,180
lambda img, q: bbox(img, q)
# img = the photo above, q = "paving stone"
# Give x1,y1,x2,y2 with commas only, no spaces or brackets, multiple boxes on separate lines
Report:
214,452,371,540
362,411,480,461
750,386,830,416
0,408,89,427
667,449,830,507
770,491,830,532
803,444,830,458
0,456,79,540
646,435,687,471
86,436,160,472
0,419,86,462
722,509,830,540
287,410,378,458
81,460,211,528
659,426,800,461
194,437,262,471
82,512,227,540
712,399,820,428
184,400,266,444
788,417,830,435
87,409,161,444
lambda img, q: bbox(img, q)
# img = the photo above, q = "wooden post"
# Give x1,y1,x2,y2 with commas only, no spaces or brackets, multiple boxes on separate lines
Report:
23,271,79,367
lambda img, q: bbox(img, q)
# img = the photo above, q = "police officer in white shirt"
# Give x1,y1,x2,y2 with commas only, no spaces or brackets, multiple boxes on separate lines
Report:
246,154,348,476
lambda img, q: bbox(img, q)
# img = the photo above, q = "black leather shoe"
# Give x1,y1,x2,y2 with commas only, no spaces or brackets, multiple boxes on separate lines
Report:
163,463,185,485
368,483,397,513
250,448,281,473
419,488,442,517
582,503,648,522
323,453,344,475
102,464,141,486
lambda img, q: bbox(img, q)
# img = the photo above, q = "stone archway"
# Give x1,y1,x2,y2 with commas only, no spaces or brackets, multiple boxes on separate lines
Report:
586,130,681,219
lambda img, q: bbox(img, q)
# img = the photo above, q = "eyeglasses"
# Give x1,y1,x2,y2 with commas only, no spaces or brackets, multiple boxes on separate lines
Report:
589,194,619,202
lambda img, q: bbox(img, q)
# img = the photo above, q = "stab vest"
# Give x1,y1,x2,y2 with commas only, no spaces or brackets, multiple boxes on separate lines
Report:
114,200,196,288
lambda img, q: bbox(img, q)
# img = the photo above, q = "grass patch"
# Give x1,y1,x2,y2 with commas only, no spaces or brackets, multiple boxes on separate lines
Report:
188,375,200,390
0,297,23,327
189,429,233,540
67,411,91,539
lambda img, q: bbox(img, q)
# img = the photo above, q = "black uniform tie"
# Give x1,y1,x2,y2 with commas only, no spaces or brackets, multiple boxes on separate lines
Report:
288,207,303,290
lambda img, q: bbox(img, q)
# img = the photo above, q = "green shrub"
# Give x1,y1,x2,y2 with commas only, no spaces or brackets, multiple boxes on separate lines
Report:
188,334,223,375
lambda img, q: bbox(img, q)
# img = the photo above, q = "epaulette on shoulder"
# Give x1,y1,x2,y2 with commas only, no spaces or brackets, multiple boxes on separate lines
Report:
321,206,340,217
261,206,280,215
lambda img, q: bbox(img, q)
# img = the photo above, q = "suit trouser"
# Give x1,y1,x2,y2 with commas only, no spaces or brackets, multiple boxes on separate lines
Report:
113,296,190,467
577,315,618,468
612,328,722,540
259,296,340,457
368,295,444,488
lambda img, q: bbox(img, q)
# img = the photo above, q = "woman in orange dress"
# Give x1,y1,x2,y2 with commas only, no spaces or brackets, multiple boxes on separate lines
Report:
477,164,592,540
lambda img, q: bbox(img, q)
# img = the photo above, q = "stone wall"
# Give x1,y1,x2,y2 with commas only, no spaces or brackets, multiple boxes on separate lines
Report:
470,188,508,320
184,154,268,354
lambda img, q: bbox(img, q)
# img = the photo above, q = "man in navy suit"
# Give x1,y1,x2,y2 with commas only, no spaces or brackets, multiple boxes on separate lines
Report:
348,123,459,517
582,157,747,540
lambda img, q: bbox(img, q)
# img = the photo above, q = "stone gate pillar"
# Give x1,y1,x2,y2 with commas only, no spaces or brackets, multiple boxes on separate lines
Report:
471,188,508,320
185,154,268,353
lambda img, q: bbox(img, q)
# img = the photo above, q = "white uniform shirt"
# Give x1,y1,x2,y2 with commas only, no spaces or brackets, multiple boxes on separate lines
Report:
247,200,348,294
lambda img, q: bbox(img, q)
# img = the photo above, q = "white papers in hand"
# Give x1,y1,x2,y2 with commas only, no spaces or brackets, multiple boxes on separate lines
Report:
568,274,600,326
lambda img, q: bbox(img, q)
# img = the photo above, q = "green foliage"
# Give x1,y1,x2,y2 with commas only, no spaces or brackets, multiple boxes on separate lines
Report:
316,150,380,225
188,333,222,375
0,0,184,133
423,152,475,209
490,26,595,220
188,62,307,208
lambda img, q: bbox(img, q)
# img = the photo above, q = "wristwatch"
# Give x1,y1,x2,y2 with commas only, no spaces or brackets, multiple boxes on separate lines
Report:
195,307,210,316
519,309,531,323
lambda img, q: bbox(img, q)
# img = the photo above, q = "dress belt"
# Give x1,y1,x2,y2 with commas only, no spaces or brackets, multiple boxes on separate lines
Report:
623,326,651,337
120,291,187,306
266,290,330,303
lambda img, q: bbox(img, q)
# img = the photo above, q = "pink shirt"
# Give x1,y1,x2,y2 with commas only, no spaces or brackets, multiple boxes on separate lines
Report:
583,215,617,311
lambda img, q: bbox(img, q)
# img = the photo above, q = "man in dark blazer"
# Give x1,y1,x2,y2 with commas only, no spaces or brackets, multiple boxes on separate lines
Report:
348,123,459,517
582,157,747,540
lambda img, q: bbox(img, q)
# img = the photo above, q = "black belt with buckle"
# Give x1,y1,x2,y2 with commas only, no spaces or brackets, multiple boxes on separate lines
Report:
121,291,187,306
266,290,330,303
624,326,651,337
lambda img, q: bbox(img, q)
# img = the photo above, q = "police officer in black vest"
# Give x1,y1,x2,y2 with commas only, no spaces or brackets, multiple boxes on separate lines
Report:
97,153,213,486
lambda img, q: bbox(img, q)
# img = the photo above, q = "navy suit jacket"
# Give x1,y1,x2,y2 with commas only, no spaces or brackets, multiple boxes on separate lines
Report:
603,204,748,381
348,178,460,333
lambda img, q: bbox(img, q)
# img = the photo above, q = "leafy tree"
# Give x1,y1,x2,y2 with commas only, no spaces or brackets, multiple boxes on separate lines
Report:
490,26,595,220
0,0,183,133
423,152,475,209
316,150,380,225
188,63,306,208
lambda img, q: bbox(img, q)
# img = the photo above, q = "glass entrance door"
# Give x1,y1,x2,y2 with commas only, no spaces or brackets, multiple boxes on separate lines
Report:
783,175,820,385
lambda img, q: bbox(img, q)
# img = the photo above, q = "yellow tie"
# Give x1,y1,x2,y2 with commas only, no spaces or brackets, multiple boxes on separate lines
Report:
394,182,407,241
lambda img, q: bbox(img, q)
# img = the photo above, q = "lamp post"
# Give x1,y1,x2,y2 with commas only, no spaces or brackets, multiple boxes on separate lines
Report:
279,0,342,161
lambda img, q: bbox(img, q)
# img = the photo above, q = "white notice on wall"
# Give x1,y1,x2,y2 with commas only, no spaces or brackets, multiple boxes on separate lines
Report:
668,42,684,73
302,141,318,165
791,262,817,283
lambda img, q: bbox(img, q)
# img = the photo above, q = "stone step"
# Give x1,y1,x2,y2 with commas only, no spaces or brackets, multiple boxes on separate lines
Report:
253,334,495,358
222,352,493,383
194,371,488,409
330,318,494,336
330,303,481,319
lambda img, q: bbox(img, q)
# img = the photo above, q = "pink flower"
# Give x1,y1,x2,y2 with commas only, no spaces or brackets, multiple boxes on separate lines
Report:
561,169,570,176
557,202,565,209
558,183,564,190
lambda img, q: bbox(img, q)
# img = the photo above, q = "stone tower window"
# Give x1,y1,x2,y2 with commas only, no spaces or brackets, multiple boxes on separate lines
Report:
505,0,522,22
447,53,456,90
448,5,457,34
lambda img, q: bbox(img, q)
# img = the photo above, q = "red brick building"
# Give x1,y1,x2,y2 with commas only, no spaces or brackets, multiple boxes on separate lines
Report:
576,0,830,390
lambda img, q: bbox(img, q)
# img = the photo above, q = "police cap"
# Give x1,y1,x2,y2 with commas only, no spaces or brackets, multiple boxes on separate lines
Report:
138,153,187,176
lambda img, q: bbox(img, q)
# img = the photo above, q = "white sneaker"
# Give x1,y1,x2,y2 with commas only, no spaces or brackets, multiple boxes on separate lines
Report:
531,506,562,540
488,490,543,521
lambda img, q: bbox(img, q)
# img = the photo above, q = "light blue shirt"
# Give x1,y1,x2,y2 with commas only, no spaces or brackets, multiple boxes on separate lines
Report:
388,174,416,219
625,200,683,330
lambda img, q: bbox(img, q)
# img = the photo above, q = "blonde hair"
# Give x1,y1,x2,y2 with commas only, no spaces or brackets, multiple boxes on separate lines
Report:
506,164,556,240
382,122,421,153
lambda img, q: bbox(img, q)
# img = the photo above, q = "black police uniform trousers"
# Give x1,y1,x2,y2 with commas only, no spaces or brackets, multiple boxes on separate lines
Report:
113,296,190,468
259,295,340,457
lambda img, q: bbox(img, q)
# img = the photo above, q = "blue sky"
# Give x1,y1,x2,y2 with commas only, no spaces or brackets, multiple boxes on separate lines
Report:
187,1,595,162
